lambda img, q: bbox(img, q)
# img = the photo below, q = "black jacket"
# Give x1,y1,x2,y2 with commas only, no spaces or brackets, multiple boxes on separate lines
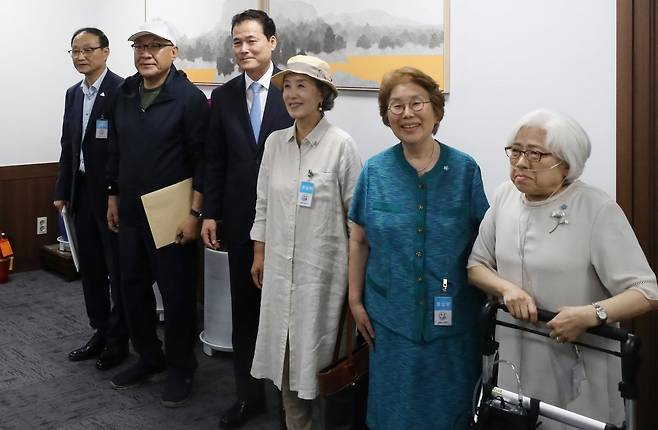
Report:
203,68,293,245
55,69,123,214
107,66,209,223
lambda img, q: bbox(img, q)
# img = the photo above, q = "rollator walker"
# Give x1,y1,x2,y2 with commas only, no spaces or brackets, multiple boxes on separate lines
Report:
473,302,640,430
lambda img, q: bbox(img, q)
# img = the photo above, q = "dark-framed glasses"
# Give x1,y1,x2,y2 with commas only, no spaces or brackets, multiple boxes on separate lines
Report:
68,46,102,57
387,98,431,115
131,43,174,53
504,146,553,163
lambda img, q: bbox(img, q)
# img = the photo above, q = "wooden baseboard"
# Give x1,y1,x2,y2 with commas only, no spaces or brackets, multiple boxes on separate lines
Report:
0,163,60,272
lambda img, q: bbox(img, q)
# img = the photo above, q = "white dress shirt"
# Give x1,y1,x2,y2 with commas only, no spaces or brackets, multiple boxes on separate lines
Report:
79,67,108,172
244,62,273,125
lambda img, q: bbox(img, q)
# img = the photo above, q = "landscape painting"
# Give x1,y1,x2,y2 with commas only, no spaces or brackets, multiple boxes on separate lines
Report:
145,0,261,84
266,0,449,91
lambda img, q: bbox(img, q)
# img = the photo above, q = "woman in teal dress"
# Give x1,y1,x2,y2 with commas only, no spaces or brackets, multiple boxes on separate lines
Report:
348,67,489,429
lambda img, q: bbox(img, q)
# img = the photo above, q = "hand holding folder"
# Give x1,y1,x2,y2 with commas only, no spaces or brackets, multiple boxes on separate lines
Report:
141,178,193,249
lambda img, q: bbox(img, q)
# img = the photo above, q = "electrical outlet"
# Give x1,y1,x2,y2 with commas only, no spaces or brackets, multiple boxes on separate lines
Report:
37,216,47,235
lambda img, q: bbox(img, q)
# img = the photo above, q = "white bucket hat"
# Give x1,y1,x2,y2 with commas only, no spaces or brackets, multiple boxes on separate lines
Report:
271,55,337,97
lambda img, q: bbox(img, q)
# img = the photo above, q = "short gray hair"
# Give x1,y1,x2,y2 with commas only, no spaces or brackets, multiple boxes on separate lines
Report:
507,109,591,182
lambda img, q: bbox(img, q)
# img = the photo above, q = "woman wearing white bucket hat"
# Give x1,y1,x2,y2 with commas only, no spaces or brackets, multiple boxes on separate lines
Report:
249,55,362,429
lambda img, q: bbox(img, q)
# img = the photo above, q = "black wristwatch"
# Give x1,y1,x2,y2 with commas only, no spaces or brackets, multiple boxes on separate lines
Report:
190,208,203,219
592,302,608,325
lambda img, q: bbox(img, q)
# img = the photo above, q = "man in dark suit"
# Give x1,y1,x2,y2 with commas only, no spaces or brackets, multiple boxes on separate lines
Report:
202,9,293,429
54,27,128,371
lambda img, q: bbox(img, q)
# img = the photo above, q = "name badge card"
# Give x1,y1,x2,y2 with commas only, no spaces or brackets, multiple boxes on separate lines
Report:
434,296,453,326
298,181,315,207
96,119,109,139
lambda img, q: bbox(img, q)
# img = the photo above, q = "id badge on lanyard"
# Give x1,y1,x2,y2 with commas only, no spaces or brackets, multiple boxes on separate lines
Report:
96,118,109,139
298,170,316,207
434,278,453,326
298,181,314,207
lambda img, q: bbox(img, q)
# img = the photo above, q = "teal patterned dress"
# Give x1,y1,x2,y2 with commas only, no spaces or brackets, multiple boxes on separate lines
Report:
348,143,489,430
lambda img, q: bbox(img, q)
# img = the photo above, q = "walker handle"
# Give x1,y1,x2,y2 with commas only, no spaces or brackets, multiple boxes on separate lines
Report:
495,302,631,342
485,301,641,402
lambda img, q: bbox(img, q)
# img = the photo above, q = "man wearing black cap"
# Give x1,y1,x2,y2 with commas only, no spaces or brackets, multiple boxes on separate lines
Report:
106,20,209,407
54,27,129,371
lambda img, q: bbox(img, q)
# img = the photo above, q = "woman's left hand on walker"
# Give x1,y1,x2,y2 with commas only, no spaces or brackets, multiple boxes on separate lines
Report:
546,305,598,343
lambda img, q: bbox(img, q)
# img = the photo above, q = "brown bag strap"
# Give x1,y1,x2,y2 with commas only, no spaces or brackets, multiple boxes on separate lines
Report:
331,172,354,363
331,295,357,364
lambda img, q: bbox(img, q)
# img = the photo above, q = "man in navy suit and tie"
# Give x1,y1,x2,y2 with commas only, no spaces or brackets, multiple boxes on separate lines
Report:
202,9,293,429
54,28,128,371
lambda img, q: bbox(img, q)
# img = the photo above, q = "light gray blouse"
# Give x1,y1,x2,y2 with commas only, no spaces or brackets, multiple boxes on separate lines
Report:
468,180,657,428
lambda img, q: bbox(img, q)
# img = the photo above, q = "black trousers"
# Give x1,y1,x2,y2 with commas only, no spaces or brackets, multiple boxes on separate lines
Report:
73,174,128,349
119,217,197,374
227,240,264,404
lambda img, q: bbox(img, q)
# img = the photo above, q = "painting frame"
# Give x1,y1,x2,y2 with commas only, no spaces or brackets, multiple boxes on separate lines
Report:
143,0,267,85
263,0,450,92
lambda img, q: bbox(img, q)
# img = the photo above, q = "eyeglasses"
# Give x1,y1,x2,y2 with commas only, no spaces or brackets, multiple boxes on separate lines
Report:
387,98,431,115
131,43,174,53
504,146,553,163
68,46,102,57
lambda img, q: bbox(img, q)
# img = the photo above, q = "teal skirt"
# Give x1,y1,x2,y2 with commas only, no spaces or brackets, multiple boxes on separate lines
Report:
367,322,481,430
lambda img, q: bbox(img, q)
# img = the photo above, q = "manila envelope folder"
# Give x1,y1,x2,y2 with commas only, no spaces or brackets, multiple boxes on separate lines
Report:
140,178,192,249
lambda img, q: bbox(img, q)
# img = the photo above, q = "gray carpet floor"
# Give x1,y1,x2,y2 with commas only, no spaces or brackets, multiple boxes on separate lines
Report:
0,270,279,430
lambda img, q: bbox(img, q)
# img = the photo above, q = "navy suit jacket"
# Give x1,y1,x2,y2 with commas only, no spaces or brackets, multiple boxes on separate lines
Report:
204,67,293,246
54,68,123,215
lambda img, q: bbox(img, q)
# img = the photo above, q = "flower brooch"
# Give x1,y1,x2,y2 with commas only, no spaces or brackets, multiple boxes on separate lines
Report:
549,204,568,234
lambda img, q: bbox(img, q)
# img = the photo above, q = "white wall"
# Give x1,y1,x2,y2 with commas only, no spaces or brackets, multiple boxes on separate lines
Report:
326,0,616,198
0,0,615,198
0,0,143,167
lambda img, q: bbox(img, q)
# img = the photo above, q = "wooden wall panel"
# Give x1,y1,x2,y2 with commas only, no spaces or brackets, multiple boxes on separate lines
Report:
617,0,658,428
0,163,59,272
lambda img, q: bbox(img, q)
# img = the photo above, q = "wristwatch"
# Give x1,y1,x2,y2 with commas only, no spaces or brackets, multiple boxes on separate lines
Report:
592,302,608,325
190,208,203,219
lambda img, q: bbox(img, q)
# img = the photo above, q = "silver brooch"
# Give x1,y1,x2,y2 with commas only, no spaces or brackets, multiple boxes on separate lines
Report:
549,203,568,234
